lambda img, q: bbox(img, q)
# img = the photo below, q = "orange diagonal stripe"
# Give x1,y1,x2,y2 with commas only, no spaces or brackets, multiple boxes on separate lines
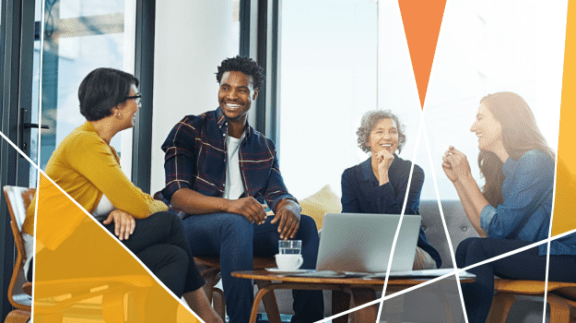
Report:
399,0,447,109
552,0,576,237
32,174,201,322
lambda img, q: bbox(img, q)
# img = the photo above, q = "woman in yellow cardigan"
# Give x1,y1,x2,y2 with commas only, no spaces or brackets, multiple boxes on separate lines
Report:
22,68,222,323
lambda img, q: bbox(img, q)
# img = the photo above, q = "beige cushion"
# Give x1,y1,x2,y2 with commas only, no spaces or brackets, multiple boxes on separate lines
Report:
299,185,342,230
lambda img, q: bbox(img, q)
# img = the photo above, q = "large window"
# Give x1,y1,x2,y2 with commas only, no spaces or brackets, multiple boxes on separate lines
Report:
0,1,180,319
424,0,568,200
278,0,569,202
37,0,136,178
279,0,379,199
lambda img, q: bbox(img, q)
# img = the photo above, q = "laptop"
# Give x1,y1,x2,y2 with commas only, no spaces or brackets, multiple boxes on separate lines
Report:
288,212,476,279
302,213,422,276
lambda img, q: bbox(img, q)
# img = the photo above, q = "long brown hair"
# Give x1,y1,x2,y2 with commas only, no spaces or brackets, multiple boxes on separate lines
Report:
478,92,555,207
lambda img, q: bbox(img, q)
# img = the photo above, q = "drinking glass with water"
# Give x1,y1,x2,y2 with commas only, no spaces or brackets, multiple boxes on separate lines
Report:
279,240,302,254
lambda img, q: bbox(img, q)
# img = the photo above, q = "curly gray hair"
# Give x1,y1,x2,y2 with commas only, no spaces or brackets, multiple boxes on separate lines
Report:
357,110,406,154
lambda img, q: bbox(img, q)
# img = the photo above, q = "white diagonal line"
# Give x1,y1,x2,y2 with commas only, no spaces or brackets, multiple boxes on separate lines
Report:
316,112,425,323
380,225,576,303
314,217,576,322
542,221,553,323
541,122,563,323
420,105,469,323
31,1,48,319
0,128,205,322
373,112,426,323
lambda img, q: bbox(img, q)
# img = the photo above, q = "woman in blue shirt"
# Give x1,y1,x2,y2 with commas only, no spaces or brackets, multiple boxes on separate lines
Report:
341,110,441,270
443,92,576,323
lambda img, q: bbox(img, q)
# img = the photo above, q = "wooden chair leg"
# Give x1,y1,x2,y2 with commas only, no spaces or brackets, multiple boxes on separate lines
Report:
4,309,31,323
129,290,148,323
548,294,571,323
212,287,226,321
256,280,282,323
199,272,219,305
487,292,516,323
202,282,215,304
102,290,126,323
40,312,64,323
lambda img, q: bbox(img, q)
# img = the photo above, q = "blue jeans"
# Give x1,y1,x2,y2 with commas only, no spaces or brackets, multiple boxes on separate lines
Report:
182,212,324,323
456,237,576,323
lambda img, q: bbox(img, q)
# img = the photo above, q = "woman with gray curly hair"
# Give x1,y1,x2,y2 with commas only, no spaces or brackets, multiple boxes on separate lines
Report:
341,110,441,270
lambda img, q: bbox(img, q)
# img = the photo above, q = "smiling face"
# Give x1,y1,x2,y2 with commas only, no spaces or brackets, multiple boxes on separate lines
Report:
367,118,399,155
218,71,259,126
470,103,503,152
116,83,140,130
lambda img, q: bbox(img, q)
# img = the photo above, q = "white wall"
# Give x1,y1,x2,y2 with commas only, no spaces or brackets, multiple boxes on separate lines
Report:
279,0,381,199
423,0,567,200
151,0,237,194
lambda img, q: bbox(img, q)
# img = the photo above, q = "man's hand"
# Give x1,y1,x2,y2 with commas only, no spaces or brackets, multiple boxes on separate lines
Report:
103,209,136,241
271,199,301,240
226,197,267,224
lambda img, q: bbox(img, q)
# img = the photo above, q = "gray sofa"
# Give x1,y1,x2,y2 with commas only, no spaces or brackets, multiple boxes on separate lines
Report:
256,199,548,322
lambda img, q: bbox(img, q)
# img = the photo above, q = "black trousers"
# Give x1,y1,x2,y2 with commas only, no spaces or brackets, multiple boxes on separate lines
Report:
456,237,576,323
101,211,205,295
30,211,205,322
29,211,204,296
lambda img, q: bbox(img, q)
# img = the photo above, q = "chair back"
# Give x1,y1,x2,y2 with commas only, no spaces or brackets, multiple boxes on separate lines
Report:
3,185,35,310
4,186,35,231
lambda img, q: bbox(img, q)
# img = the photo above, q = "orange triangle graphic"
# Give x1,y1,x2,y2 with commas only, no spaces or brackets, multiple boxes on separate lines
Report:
30,174,201,322
398,0,447,109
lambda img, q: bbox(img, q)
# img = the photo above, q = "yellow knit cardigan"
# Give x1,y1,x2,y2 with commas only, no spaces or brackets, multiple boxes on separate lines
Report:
23,121,167,250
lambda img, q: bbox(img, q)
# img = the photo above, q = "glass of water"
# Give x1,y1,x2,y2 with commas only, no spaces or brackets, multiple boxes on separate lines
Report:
279,240,302,254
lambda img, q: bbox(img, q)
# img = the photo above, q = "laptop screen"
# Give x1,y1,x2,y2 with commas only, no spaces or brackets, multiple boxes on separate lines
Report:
316,213,421,273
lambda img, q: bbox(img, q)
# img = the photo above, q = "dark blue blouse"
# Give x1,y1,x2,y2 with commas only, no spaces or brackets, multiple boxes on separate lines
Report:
341,156,442,268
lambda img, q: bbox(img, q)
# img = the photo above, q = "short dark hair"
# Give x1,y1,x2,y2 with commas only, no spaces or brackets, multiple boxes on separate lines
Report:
357,110,407,154
78,68,139,121
215,56,265,90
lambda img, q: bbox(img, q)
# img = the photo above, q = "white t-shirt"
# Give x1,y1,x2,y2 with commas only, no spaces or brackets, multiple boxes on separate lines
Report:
92,194,114,221
224,134,245,200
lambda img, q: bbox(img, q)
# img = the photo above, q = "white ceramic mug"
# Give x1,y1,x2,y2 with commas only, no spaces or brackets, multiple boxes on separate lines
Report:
275,254,304,271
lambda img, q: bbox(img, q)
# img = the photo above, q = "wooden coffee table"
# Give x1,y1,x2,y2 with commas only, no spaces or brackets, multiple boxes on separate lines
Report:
232,270,473,323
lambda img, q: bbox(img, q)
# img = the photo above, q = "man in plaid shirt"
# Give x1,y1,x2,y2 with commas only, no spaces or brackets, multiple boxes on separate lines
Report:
161,56,323,323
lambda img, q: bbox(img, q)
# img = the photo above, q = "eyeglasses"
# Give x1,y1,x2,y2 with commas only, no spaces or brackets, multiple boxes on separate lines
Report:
125,94,142,105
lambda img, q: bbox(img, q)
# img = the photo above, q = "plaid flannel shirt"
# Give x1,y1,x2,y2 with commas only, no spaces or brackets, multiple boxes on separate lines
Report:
161,108,297,217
